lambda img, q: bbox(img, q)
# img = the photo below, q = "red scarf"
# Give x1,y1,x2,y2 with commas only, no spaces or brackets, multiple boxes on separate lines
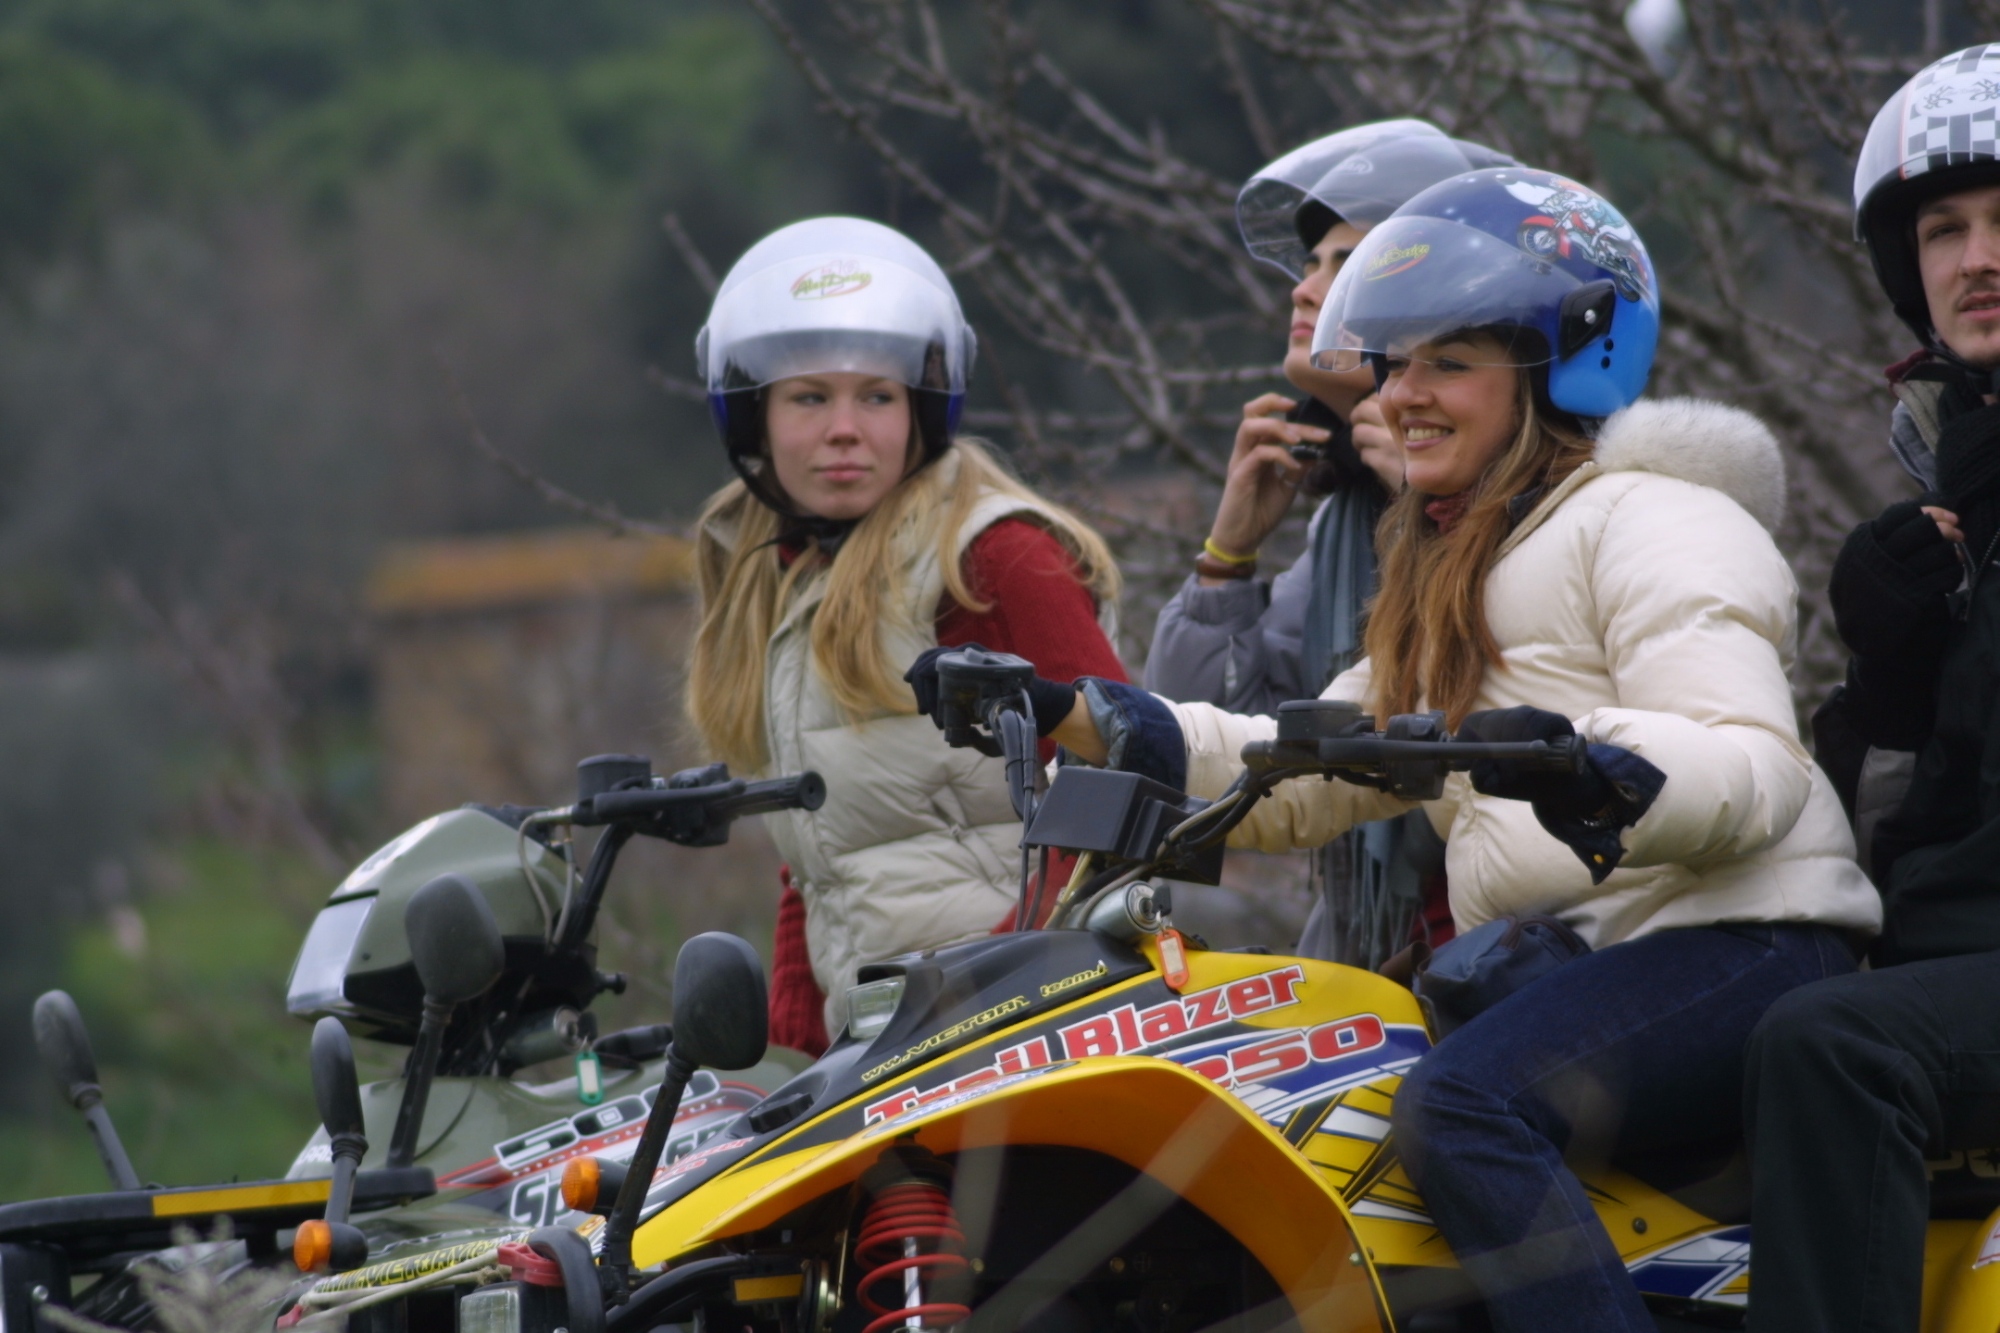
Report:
1424,493,1472,534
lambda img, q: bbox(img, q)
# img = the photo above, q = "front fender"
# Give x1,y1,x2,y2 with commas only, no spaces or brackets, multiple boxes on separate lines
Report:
633,1055,1388,1332
1924,1212,2000,1332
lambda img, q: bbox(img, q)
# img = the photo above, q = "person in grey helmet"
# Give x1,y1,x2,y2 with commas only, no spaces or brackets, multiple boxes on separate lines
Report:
1147,120,1517,966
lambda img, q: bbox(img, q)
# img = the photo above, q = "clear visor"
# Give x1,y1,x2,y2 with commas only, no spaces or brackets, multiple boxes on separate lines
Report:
1311,214,1570,373
700,251,969,394
1309,137,1504,231
1236,177,1313,278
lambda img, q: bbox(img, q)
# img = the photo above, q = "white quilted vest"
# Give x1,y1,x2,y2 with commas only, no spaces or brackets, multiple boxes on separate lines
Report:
755,458,1110,1034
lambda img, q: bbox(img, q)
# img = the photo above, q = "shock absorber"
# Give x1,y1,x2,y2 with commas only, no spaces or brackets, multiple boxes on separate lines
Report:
853,1146,973,1333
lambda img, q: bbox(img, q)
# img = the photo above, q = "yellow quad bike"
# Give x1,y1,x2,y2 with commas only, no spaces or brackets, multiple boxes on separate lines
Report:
262,660,2000,1333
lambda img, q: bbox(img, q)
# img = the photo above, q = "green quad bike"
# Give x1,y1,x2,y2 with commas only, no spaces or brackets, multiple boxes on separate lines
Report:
0,755,824,1329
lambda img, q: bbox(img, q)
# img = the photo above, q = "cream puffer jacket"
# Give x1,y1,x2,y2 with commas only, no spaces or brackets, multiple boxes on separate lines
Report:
1167,398,1882,947
744,454,1116,1033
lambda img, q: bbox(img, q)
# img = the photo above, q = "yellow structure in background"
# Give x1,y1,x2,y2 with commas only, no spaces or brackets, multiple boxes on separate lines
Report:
365,527,697,822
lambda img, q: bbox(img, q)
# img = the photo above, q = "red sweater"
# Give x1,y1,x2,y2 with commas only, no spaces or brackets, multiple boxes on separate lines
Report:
768,519,1127,1053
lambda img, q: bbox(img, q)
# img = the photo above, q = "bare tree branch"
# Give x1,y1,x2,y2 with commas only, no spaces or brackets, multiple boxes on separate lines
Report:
435,355,676,540
660,212,720,298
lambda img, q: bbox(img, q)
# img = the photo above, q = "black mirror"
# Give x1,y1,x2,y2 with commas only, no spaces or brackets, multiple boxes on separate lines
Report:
33,990,99,1104
405,874,506,1005
671,933,768,1071
33,990,142,1191
310,1017,365,1140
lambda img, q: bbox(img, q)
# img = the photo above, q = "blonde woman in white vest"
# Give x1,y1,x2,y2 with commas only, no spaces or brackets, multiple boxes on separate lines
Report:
685,217,1126,1051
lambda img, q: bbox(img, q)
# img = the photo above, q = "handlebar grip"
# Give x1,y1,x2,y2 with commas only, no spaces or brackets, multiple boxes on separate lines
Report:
584,781,746,823
716,771,826,818
1547,734,1590,773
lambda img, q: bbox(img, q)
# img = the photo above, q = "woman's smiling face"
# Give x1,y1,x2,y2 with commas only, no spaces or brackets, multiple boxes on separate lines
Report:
764,373,915,520
1378,333,1522,496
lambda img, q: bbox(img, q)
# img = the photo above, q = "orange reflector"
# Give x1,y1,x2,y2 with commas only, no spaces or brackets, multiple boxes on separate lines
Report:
293,1219,332,1272
561,1157,601,1214
1159,927,1191,992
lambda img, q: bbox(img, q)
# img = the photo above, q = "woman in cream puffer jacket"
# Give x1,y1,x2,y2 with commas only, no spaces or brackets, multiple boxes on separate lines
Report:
1169,395,1879,948
1053,393,1878,1333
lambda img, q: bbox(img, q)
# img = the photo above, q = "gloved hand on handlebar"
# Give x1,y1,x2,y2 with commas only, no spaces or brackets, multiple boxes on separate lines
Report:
903,643,1080,738
1458,706,1666,884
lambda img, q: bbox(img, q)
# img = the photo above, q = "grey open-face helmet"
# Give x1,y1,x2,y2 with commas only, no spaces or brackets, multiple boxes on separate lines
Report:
1855,44,2000,350
1236,120,1521,279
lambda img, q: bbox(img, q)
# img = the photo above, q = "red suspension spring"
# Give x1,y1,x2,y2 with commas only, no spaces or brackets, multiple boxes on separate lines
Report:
854,1177,972,1333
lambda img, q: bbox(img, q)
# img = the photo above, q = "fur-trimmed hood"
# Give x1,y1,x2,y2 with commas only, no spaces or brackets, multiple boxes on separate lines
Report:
1593,396,1788,533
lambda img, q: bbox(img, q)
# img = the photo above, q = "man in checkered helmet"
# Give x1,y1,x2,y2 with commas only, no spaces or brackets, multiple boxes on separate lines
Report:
1745,43,2000,1332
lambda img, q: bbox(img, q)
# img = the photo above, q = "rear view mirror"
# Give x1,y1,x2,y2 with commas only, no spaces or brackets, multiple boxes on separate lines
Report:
406,874,505,1005
671,933,768,1071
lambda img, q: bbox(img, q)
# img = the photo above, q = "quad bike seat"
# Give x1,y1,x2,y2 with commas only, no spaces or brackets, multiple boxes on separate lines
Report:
1615,1138,2000,1225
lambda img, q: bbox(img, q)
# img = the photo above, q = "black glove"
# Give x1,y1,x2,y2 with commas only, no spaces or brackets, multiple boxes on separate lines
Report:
903,643,962,719
903,644,1078,738
1827,500,1961,664
1457,707,1612,820
1459,706,1667,885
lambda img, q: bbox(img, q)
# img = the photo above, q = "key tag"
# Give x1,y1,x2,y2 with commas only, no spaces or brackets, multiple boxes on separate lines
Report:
1157,925,1191,994
575,1048,605,1106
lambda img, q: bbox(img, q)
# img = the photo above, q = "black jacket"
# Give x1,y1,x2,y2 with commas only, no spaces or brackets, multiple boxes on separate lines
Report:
1819,363,2000,964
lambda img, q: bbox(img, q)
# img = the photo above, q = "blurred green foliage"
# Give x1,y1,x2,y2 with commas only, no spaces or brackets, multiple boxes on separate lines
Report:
0,840,321,1198
0,0,774,261
0,34,203,271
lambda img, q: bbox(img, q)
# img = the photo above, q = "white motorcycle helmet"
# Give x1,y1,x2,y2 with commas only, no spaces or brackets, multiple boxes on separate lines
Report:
696,217,976,511
1236,120,1519,279
1856,44,2000,349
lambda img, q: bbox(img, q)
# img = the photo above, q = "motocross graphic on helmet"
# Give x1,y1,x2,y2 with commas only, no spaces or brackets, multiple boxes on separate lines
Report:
1854,44,2000,346
1311,167,1659,419
695,216,976,508
1236,120,1518,279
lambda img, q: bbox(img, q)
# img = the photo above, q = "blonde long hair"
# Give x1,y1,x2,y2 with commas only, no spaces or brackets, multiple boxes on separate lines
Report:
687,438,1119,772
1363,374,1596,727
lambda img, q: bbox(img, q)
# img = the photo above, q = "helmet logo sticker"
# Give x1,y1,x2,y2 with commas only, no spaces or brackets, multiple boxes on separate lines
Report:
1365,241,1430,279
1505,178,1651,302
791,260,873,300
1335,157,1375,175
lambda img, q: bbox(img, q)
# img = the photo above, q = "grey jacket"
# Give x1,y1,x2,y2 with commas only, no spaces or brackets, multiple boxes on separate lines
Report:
1145,499,1325,713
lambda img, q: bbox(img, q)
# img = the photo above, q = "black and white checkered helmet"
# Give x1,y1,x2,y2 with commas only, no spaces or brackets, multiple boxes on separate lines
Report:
1856,44,2000,343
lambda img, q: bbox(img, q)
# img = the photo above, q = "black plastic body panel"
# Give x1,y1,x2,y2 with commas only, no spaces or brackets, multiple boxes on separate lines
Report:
1023,768,1223,883
0,1168,436,1262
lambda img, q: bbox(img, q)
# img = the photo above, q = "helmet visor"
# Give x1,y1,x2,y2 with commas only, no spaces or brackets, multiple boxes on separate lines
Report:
701,252,969,393
1236,176,1314,279
1309,136,1514,231
1311,214,1580,372
1235,119,1451,278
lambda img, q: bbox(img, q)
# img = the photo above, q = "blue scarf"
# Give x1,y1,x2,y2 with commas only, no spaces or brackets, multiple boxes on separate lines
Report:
1299,483,1386,693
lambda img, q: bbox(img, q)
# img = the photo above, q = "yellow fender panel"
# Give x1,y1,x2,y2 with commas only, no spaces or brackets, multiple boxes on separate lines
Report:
633,1055,1389,1332
1923,1213,1999,1332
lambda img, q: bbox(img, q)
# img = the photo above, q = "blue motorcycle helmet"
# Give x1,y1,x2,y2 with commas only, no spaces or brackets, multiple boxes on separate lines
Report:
1311,167,1658,421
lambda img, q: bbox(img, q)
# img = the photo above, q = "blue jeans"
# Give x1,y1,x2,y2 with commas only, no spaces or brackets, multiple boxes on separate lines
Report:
1390,922,1856,1333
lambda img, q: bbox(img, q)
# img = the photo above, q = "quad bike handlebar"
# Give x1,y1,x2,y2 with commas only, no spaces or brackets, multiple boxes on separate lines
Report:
573,771,827,828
